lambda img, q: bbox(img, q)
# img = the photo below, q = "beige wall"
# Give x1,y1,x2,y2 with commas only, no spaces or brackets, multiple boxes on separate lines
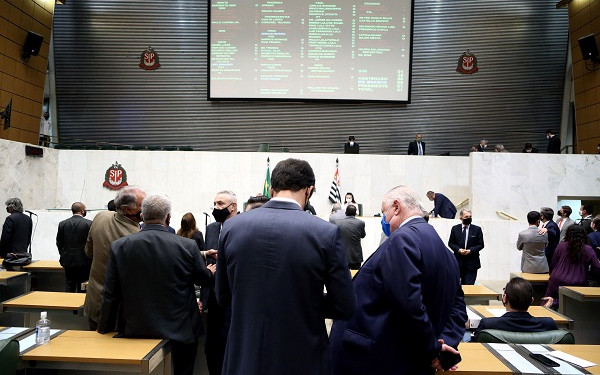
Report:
0,0,54,144
570,0,600,153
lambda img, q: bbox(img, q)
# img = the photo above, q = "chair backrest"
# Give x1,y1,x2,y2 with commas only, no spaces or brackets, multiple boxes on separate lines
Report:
0,338,19,375
476,329,575,344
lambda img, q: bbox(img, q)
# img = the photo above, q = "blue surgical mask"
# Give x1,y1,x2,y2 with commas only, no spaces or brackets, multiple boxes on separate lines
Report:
381,215,391,237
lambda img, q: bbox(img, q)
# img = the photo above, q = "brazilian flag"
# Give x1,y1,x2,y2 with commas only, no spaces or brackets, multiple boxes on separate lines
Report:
263,165,271,198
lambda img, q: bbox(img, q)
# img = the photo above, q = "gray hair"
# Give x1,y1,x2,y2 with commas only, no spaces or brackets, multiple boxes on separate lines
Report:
459,208,472,217
114,186,146,213
495,144,505,152
142,194,171,223
217,190,237,203
5,198,24,213
332,202,342,212
383,186,424,213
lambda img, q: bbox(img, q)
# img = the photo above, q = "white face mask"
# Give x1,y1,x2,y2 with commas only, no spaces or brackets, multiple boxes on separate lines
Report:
346,198,352,203
349,141,354,146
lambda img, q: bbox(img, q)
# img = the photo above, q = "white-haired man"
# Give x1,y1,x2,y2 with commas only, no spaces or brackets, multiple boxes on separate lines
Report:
0,198,33,258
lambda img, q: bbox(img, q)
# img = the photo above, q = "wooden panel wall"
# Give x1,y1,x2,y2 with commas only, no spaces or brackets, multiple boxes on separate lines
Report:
570,0,600,153
0,0,54,144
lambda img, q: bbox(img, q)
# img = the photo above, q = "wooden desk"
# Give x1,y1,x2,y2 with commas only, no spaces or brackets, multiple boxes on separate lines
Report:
559,286,600,344
440,343,600,374
19,330,171,374
468,305,573,330
0,271,31,299
462,285,502,305
1,291,87,329
510,272,549,303
23,260,66,292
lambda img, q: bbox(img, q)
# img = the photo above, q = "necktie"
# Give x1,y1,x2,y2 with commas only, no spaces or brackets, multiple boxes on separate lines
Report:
418,142,423,155
558,219,563,229
461,226,467,249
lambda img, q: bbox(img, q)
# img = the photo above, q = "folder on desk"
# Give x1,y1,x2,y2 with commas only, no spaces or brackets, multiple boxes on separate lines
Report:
467,307,481,329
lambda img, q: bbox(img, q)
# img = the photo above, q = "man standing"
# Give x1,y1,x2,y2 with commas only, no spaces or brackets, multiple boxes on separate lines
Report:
0,198,33,258
426,191,457,219
539,207,559,267
557,205,575,242
56,202,92,292
84,186,146,330
216,158,355,375
344,136,359,154
98,195,215,375
578,204,593,235
203,190,237,375
546,129,561,154
330,185,466,375
336,205,366,270
516,211,549,274
447,209,484,285
39,111,51,147
476,139,488,152
329,202,346,223
408,133,426,155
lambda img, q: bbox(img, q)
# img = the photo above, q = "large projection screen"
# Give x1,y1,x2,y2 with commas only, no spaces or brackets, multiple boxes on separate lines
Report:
209,0,413,102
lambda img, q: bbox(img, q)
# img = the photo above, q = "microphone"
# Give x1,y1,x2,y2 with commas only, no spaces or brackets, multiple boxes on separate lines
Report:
25,210,38,216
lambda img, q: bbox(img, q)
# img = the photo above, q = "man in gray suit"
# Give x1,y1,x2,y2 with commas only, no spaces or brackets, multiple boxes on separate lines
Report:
336,205,366,270
329,202,346,223
556,205,575,242
517,211,549,273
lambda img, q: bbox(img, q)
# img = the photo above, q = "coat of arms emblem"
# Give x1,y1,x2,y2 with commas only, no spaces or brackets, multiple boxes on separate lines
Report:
103,161,129,190
139,46,161,70
456,50,478,74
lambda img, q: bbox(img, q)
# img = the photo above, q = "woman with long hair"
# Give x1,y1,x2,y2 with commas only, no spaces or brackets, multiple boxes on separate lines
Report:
177,212,204,251
542,225,600,309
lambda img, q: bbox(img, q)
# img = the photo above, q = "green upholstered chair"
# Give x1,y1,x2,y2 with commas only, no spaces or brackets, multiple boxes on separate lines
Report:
163,146,178,151
178,146,193,151
475,329,574,344
257,143,270,152
0,338,19,375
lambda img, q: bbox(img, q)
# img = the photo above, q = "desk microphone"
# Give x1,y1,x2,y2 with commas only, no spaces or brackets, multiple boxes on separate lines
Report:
25,210,38,216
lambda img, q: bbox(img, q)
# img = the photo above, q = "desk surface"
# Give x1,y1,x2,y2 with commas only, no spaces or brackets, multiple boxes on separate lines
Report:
468,305,573,327
510,272,550,283
2,291,85,310
442,343,600,374
462,285,501,298
23,260,63,270
0,271,29,282
560,286,600,300
22,330,166,365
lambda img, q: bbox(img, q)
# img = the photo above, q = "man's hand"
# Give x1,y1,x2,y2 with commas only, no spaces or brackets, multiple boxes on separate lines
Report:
431,339,460,371
207,264,216,275
538,227,548,235
206,249,218,259
541,296,554,308
458,249,470,256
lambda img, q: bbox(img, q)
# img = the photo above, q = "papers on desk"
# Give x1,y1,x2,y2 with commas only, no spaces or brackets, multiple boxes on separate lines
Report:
466,307,481,329
485,307,506,317
0,327,29,340
488,343,596,374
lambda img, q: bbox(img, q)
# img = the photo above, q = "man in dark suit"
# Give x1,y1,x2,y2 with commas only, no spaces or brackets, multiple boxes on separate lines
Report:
426,191,457,219
447,209,485,285
56,202,92,292
216,158,355,375
330,185,466,375
203,190,237,375
344,135,359,154
546,129,561,154
98,194,215,375
335,205,366,270
0,198,33,258
408,133,426,155
539,207,559,268
578,204,593,235
474,277,558,340
476,139,488,152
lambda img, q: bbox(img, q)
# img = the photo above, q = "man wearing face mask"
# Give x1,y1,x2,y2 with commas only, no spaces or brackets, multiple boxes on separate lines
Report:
0,198,33,258
557,205,575,242
344,135,360,154
216,158,355,375
578,204,593,235
546,129,561,154
84,186,146,330
203,190,237,375
448,209,485,285
39,111,51,147
56,202,92,293
408,133,426,155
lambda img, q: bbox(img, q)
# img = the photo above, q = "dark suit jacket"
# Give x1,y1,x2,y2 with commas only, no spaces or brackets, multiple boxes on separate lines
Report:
344,142,359,154
216,199,355,375
547,136,561,153
97,224,213,343
543,220,560,267
433,193,457,219
474,311,558,340
0,212,33,257
448,224,484,271
476,144,486,152
580,218,593,235
336,216,366,264
408,140,426,155
329,217,467,375
56,215,92,268
202,221,221,311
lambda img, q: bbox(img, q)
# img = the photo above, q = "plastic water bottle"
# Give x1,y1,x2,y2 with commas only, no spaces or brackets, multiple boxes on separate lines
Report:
35,311,51,345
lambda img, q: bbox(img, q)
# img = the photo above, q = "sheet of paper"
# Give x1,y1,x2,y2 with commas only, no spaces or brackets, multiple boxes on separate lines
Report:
547,350,597,368
485,307,506,317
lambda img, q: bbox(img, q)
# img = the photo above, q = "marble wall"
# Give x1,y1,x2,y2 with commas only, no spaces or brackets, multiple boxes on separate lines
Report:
1,139,599,282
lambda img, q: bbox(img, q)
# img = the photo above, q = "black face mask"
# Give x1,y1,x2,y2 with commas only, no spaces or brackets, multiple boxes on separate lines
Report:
135,210,143,221
462,218,472,226
82,210,87,217
212,206,231,223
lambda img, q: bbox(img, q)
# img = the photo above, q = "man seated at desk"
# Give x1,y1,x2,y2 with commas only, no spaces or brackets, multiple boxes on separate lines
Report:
474,277,558,340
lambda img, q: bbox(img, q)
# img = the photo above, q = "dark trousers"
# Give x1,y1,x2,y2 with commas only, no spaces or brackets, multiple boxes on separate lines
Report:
205,295,230,375
348,262,361,270
460,268,477,285
64,266,90,293
39,135,50,147
172,340,198,375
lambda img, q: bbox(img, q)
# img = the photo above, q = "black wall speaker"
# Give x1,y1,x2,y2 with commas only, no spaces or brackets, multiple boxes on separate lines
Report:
25,145,44,157
578,34,599,62
22,31,44,59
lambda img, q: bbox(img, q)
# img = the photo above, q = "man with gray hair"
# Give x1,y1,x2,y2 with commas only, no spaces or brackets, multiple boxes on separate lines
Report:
329,202,345,223
98,194,215,375
0,198,33,258
84,186,147,330
448,208,485,285
330,185,466,375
